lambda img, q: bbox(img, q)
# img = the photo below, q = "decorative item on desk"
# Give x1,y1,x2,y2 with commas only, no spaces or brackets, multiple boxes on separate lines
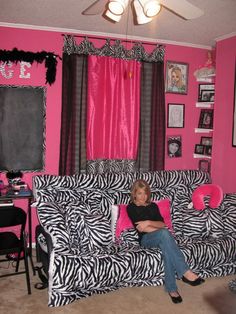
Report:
0,199,14,207
6,171,23,186
12,182,28,190
18,188,32,196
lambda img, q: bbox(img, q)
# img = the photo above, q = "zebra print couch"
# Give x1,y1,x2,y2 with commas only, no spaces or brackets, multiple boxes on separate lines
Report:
33,170,236,307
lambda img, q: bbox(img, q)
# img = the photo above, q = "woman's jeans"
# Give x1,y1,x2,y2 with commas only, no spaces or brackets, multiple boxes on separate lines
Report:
141,228,189,292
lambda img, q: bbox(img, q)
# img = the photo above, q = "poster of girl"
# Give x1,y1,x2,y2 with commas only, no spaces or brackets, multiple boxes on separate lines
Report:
166,61,189,94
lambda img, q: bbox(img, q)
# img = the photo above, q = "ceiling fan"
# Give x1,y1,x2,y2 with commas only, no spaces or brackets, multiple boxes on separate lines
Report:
82,0,204,24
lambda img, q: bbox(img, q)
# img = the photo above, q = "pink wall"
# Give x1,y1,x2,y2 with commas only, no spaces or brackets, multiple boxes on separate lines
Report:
0,27,63,239
1,26,234,241
211,36,236,192
164,44,208,170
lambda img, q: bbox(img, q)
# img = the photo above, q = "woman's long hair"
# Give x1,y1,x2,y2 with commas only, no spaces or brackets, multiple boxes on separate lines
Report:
130,179,151,204
171,67,183,88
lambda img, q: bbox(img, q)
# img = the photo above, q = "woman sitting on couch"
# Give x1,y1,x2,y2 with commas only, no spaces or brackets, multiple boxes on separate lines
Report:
127,179,205,304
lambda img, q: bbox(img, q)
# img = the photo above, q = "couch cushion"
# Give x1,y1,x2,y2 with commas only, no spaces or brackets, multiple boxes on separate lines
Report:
79,213,113,252
65,201,113,252
206,207,224,238
181,207,209,239
180,204,225,240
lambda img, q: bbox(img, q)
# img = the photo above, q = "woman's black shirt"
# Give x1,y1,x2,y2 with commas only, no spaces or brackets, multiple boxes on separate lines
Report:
127,202,164,240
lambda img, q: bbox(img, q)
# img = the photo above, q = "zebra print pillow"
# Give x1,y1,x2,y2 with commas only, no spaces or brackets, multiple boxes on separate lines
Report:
181,207,209,239
78,213,113,252
65,202,113,252
119,228,139,245
181,205,224,240
205,207,224,238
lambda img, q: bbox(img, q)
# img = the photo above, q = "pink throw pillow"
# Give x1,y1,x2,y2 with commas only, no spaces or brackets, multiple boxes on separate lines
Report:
115,204,133,239
192,184,223,211
115,199,173,239
154,199,173,233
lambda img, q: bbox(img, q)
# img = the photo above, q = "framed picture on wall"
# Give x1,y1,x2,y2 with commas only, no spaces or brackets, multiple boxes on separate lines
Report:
167,135,182,158
199,90,215,102
194,144,204,154
204,145,212,156
200,136,212,146
198,83,215,101
167,103,185,128
198,160,211,173
165,61,189,94
198,109,214,129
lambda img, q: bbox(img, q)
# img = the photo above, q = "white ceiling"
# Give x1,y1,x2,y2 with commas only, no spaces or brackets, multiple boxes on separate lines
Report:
1,0,236,49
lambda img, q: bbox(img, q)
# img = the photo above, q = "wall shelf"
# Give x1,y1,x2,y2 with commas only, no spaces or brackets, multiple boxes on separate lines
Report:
193,154,212,159
195,128,213,133
194,76,215,167
196,74,216,82
196,102,214,108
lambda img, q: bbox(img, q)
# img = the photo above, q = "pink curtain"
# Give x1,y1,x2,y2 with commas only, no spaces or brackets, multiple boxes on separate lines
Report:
87,55,141,160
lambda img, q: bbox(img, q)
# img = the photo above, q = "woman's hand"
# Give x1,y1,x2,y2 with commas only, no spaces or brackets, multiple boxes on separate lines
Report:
135,220,166,233
135,220,151,232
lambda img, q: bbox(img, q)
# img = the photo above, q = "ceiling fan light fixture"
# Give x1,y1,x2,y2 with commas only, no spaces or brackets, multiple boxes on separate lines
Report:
134,0,153,24
108,0,129,15
104,9,122,22
144,0,161,17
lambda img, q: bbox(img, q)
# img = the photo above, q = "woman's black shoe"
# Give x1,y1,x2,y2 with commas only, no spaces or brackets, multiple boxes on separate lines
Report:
182,276,205,286
168,292,183,304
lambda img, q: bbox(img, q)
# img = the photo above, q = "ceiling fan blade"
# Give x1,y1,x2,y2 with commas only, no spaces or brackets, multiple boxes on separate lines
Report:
82,0,107,15
159,0,204,19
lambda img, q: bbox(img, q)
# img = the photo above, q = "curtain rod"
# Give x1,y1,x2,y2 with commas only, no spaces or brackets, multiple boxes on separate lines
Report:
62,33,164,47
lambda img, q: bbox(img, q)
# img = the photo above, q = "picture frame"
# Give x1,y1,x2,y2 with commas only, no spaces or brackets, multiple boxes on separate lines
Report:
200,136,212,146
165,61,189,94
194,144,204,154
198,83,215,101
204,145,212,156
198,160,211,173
167,135,182,158
167,103,185,128
198,109,214,129
199,89,215,102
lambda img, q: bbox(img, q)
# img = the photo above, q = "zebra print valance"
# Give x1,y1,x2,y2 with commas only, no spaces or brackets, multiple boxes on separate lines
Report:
86,159,136,174
63,34,165,62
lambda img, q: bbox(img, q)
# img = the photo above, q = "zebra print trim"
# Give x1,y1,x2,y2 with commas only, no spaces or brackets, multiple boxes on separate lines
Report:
63,35,165,63
86,159,136,174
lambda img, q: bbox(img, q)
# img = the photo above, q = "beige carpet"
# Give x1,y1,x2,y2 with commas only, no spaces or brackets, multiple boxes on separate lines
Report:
0,254,235,314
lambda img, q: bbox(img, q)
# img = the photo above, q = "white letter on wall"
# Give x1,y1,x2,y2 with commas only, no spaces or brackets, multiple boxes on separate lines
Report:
0,61,14,79
19,61,31,79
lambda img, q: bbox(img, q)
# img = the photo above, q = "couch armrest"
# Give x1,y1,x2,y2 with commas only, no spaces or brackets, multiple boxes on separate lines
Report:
36,202,71,249
222,193,236,233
